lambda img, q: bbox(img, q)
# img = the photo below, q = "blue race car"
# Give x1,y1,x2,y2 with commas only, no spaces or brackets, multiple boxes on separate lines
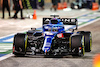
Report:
13,15,92,57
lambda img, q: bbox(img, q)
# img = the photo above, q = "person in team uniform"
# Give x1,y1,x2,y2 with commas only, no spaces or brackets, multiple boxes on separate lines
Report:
12,0,24,19
12,0,18,18
99,0,100,11
50,0,58,11
38,0,45,10
1,0,11,19
87,0,92,9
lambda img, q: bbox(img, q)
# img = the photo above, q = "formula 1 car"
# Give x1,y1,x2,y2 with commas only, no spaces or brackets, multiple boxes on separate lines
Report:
13,15,92,57
71,0,92,9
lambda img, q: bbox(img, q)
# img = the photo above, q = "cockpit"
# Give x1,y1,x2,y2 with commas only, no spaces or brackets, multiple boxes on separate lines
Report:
50,19,58,24
43,25,64,33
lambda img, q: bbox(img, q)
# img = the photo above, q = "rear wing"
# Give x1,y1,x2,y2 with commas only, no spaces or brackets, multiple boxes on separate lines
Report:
43,18,78,30
61,18,78,30
43,18,52,25
61,18,77,25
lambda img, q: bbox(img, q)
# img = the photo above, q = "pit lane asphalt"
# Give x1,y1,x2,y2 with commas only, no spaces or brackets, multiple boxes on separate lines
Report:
0,9,100,67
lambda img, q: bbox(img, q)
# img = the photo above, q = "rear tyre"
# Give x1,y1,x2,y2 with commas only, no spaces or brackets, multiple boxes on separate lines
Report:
78,5,82,9
78,31,92,52
70,34,85,57
13,33,28,56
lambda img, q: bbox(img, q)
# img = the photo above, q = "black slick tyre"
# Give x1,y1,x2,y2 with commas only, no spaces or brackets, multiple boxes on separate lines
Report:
70,34,85,57
78,31,92,52
13,33,28,56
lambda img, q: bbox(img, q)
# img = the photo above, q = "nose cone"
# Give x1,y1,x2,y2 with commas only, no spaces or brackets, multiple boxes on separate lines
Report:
42,34,54,53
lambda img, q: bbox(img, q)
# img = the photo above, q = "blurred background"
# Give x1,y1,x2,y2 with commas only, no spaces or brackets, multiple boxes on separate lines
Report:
0,0,100,19
0,0,99,9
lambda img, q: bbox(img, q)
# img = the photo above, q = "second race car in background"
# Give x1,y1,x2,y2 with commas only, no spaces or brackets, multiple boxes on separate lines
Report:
71,0,92,9
13,15,92,57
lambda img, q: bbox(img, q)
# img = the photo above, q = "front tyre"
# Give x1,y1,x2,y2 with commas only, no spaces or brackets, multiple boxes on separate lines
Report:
70,34,85,57
13,33,28,56
78,31,92,52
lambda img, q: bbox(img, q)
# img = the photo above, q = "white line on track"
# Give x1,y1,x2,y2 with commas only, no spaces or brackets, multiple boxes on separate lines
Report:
0,53,14,61
0,46,12,48
79,18,100,29
0,50,8,52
